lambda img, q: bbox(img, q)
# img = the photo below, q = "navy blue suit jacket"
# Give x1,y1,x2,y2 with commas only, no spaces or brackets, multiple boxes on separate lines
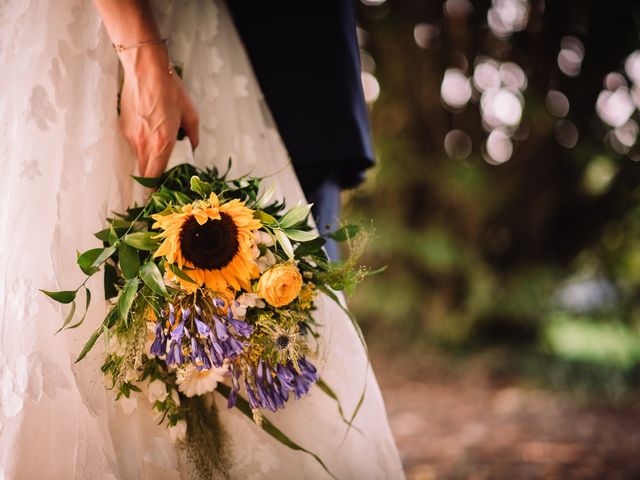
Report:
228,1,374,192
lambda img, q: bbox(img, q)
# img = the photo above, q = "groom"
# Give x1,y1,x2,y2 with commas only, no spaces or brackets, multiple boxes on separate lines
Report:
228,1,375,261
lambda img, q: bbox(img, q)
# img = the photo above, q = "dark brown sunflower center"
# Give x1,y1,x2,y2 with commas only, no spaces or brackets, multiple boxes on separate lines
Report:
179,213,239,270
276,335,290,350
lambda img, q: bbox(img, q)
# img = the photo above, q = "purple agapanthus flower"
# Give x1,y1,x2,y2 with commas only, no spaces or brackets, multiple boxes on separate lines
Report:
166,340,183,366
237,357,319,412
244,380,259,409
150,321,166,356
149,297,250,371
227,309,253,338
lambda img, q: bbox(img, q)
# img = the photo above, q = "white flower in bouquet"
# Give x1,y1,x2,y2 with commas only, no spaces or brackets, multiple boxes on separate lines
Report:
252,231,277,273
107,333,127,357
230,292,266,319
254,230,274,247
177,364,229,398
257,249,277,274
118,394,138,415
147,379,169,403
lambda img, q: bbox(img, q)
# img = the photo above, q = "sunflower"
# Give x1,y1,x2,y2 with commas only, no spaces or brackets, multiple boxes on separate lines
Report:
151,192,261,294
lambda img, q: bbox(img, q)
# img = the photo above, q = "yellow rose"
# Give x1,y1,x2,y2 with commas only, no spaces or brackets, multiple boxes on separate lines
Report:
256,263,303,307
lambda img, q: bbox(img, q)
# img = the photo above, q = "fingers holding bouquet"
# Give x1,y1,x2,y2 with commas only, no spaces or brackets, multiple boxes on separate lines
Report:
118,42,199,178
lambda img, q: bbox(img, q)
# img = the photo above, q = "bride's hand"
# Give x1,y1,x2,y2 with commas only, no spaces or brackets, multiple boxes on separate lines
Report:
119,43,199,178
92,0,198,177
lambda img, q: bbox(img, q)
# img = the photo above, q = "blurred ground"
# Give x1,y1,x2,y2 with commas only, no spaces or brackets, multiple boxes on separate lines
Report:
372,349,640,480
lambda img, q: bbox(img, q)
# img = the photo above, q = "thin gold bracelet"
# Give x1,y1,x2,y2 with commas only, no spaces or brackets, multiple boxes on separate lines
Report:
112,38,167,54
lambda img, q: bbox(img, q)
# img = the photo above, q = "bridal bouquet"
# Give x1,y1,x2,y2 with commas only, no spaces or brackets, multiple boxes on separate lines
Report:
42,162,370,471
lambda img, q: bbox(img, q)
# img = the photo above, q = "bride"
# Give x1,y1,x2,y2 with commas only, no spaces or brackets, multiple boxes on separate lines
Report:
0,1,403,478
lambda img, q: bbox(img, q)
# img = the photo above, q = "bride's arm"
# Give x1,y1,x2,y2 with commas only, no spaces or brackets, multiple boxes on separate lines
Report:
93,0,199,177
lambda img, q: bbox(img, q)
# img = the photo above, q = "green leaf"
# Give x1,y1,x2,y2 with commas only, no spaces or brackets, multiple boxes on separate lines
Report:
313,288,370,435
254,210,277,225
55,300,76,334
77,248,103,275
124,232,160,251
66,287,92,330
316,284,368,353
190,175,212,198
152,189,174,208
347,381,368,430
94,228,111,242
275,229,294,259
75,326,103,363
329,224,361,242
173,191,192,205
118,243,140,279
118,278,139,324
168,262,197,284
215,384,337,479
294,237,326,257
40,289,77,304
111,219,132,228
254,184,276,209
316,379,364,435
143,288,165,318
152,195,168,210
284,229,319,242
131,174,163,188
108,225,119,246
91,246,117,268
95,226,126,244
140,262,168,297
365,265,388,277
236,178,250,189
279,203,313,229
105,305,120,328
125,206,145,218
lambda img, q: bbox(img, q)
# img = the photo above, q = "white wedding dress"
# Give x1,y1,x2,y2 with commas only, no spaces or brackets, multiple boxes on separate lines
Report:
0,1,404,479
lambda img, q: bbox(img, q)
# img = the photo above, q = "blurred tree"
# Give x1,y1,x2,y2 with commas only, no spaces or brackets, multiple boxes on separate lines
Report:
350,0,640,347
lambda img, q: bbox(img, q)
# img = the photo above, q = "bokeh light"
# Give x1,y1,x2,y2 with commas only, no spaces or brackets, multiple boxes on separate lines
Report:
473,58,501,91
554,120,579,148
444,0,473,19
487,0,530,38
413,23,440,50
444,129,473,159
484,129,513,164
499,62,527,91
545,90,570,117
596,87,634,127
471,57,527,134
360,0,387,5
624,50,640,84
481,88,523,128
583,155,617,195
609,120,638,154
440,69,472,109
361,71,381,104
557,36,584,77
604,72,627,91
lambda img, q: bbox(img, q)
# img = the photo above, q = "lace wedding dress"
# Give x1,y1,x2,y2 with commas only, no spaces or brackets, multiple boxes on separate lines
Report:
0,1,404,478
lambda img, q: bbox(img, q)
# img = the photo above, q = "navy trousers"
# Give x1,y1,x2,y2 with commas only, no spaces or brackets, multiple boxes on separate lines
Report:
300,176,341,262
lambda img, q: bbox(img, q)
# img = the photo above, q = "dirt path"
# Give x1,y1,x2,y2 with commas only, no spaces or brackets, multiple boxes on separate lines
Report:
372,351,640,479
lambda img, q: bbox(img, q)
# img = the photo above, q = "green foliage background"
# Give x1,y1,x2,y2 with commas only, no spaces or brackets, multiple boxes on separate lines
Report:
345,0,640,398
